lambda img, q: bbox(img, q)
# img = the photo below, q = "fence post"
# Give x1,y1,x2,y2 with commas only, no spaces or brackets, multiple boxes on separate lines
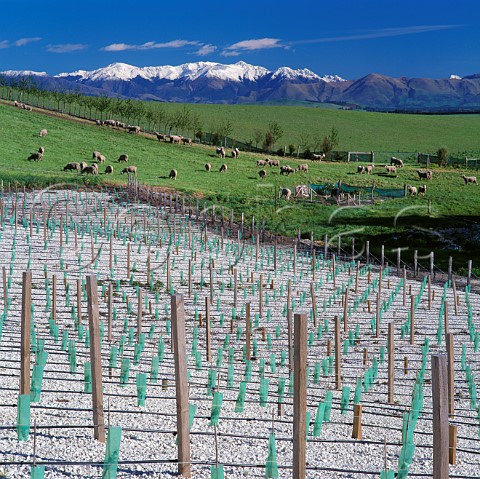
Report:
432,354,449,479
20,270,32,396
86,275,106,443
335,315,341,390
171,294,191,478
388,322,394,404
293,313,307,479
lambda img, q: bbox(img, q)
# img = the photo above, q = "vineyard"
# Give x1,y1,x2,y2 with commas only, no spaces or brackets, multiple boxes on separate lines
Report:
0,185,478,478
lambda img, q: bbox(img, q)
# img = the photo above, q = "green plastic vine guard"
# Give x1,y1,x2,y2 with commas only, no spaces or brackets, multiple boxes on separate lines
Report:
120,358,131,386
265,433,279,478
324,390,333,422
30,466,45,479
260,378,269,406
150,356,159,383
17,394,30,441
103,426,122,479
313,402,325,437
209,391,223,426
235,381,247,413
84,361,92,393
136,373,147,406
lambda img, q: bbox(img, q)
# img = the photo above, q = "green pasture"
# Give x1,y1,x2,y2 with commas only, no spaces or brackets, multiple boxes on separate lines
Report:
0,101,479,274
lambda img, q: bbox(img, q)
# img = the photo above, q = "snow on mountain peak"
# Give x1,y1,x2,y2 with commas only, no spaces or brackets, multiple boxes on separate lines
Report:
449,74,462,80
271,66,320,81
320,74,346,83
1,69,48,77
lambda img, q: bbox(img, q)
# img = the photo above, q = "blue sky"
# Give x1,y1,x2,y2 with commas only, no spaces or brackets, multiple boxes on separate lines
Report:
0,0,477,79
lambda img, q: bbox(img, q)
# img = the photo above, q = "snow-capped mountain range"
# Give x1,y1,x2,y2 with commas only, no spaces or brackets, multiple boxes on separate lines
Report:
2,61,480,111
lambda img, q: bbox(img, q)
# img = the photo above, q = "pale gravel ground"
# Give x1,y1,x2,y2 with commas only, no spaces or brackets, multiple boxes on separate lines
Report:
0,189,478,478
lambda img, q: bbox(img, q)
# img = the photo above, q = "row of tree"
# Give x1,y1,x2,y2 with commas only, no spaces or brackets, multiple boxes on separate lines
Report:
0,74,339,156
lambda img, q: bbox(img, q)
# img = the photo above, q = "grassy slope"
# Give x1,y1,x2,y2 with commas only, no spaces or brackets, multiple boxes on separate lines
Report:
1,101,479,273
158,102,480,156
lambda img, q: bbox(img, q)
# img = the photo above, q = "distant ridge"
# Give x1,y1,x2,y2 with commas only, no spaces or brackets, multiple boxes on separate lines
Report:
3,61,480,111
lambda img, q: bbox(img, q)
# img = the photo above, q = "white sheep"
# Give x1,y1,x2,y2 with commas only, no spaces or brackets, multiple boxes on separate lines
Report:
205,163,211,172
407,185,417,196
39,129,48,137
462,175,478,185
121,165,137,175
418,184,427,196
169,169,178,180
219,163,228,173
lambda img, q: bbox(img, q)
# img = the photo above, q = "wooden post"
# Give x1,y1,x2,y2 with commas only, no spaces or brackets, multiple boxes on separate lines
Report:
137,288,143,339
287,308,293,371
343,289,348,333
188,259,192,299
324,234,328,259
246,302,251,360
449,425,457,465
396,247,401,275
3,266,7,311
404,356,409,374
107,282,113,343
446,333,454,418
363,348,368,366
410,295,415,345
432,354,448,479
77,278,82,326
85,275,106,443
293,313,307,479
413,250,418,277
444,302,449,336
380,244,384,267
403,267,407,306
109,236,113,271
311,283,317,327
312,249,316,281
355,261,359,294
448,257,453,283
233,267,238,309
335,315,341,390
171,294,191,477
365,241,370,264
467,260,472,286
375,292,380,338
20,270,32,396
452,280,458,316
273,237,277,271
52,274,57,323
209,261,214,305
430,251,434,278
352,404,362,440
388,322,394,404
127,242,131,278
259,274,263,318
205,297,211,362
428,275,432,310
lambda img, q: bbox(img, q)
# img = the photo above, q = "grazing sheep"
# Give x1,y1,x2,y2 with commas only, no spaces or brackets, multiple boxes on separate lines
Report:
127,125,141,134
231,149,238,158
121,165,137,175
216,147,225,158
95,120,103,126
39,129,48,137
462,175,478,185
258,169,267,179
296,163,308,173
280,165,295,176
28,151,43,161
105,165,114,175
385,165,397,174
118,154,129,163
269,159,280,167
390,157,404,167
79,162,88,171
417,169,433,180
38,146,45,155
231,147,240,158
169,169,178,180
92,151,106,162
155,132,167,141
205,163,212,172
311,153,325,161
116,121,126,129
81,165,98,175
219,163,228,173
182,137,193,145
91,163,99,173
418,184,427,196
407,185,418,196
279,187,292,200
257,159,269,167
104,119,116,127
357,165,365,174
169,135,182,144
63,162,81,172
365,164,375,174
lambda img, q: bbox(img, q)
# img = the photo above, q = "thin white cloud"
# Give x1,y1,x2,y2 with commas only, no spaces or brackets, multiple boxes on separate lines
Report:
221,37,287,56
15,37,42,47
293,25,461,44
101,39,200,52
46,44,88,53
0,40,9,49
196,44,217,56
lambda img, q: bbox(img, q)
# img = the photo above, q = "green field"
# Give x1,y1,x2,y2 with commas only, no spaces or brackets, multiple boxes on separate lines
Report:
1,100,479,275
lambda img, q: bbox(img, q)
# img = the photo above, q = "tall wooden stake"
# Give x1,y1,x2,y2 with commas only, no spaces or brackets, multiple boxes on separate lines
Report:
205,297,211,363
171,294,191,477
293,313,307,479
20,270,32,395
388,322,394,404
446,333,454,418
432,354,448,479
335,315,341,390
246,302,251,360
86,275,106,443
